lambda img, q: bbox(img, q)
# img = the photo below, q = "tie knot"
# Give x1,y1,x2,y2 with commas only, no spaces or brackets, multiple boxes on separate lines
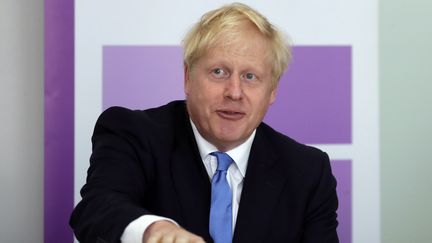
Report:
211,152,233,171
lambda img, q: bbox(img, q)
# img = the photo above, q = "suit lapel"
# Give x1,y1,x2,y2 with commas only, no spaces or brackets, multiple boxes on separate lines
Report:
170,107,212,241
233,126,290,243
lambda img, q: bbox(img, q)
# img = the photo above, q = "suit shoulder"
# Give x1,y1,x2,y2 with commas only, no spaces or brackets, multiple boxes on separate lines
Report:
92,101,188,148
97,101,186,130
257,123,333,185
258,122,327,160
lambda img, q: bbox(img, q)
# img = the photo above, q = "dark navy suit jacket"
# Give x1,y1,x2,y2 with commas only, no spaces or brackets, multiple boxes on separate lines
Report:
70,100,339,243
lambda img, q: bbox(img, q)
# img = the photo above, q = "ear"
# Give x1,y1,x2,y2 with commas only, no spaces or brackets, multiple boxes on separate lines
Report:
269,88,277,105
184,65,190,96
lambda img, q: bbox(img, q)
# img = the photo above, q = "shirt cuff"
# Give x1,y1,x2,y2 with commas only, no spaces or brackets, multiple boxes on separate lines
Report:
120,215,178,243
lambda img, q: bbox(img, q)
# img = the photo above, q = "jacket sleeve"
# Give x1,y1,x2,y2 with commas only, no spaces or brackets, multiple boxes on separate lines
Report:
70,107,155,243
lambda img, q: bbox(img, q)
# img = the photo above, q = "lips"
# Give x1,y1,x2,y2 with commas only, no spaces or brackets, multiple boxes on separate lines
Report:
216,109,245,120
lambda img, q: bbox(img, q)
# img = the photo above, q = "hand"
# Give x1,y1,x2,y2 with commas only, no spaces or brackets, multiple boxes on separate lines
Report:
143,220,206,243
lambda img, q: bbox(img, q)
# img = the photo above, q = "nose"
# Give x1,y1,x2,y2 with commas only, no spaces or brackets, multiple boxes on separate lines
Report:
224,75,243,101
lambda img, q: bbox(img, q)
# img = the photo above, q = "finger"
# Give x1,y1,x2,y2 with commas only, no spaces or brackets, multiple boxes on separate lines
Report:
191,236,206,243
173,235,188,243
161,233,175,243
174,232,205,243
146,233,162,243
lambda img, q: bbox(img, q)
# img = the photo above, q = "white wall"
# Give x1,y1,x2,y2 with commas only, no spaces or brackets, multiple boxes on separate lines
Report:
0,0,44,242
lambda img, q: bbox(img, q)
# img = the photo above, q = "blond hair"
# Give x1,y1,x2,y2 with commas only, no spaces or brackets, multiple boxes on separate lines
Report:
182,2,291,89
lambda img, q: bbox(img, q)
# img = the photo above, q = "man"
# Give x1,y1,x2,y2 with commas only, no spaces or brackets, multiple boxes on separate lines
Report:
70,3,339,243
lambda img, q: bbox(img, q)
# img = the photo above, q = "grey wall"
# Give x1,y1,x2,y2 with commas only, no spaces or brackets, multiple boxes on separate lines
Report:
0,1,44,242
380,0,432,242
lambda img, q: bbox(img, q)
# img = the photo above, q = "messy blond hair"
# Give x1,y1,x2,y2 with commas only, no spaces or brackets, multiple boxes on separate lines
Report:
182,2,291,89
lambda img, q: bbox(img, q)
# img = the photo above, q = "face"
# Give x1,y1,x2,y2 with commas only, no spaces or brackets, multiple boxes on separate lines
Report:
185,24,277,151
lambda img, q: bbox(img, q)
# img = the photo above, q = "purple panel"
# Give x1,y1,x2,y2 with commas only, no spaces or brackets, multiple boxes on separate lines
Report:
103,46,185,110
264,46,352,144
103,46,351,144
331,160,352,243
44,0,74,243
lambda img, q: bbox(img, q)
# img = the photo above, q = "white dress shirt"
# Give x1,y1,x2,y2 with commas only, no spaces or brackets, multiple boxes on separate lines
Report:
121,120,255,242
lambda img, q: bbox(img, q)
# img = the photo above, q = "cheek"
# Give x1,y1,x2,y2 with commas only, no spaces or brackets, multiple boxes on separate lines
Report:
250,92,273,117
196,82,223,103
191,86,215,113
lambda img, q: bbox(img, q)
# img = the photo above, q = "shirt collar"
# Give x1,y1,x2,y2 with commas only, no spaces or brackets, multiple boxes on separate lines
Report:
190,119,255,178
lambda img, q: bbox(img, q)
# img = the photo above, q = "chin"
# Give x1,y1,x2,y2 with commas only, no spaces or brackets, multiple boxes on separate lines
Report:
216,134,244,145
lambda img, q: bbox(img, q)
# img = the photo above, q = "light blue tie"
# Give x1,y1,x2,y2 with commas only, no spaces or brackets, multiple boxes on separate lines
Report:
209,152,233,243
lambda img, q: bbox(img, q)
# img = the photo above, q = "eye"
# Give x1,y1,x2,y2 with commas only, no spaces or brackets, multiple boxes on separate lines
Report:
243,72,256,81
211,68,228,79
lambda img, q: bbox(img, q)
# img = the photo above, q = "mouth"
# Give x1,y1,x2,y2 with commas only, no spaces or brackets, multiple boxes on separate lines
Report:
216,109,245,120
